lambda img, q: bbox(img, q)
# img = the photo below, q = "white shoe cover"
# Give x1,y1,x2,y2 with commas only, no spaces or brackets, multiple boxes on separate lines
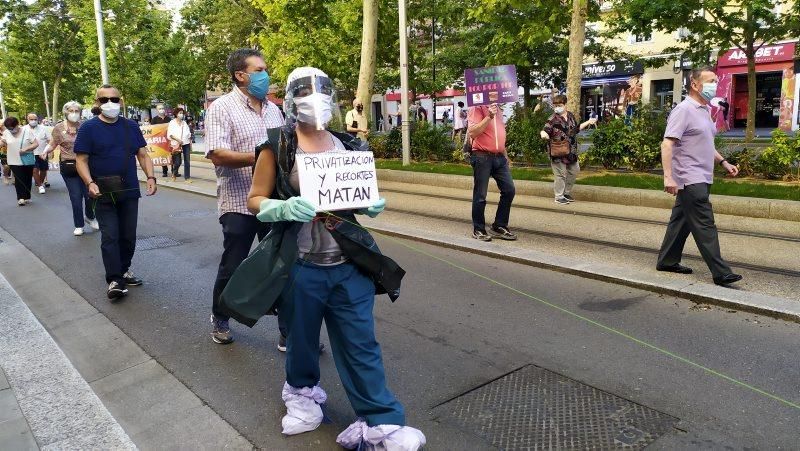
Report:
336,418,426,450
281,382,327,435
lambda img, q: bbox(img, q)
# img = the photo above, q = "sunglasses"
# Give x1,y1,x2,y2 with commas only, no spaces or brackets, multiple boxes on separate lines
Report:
97,97,121,104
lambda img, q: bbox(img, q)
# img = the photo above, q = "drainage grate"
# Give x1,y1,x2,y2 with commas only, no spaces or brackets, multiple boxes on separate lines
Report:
135,236,182,251
169,209,216,219
432,365,678,450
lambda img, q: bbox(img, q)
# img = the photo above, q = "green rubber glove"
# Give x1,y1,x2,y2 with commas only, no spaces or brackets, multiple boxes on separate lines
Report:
357,198,386,218
257,197,316,223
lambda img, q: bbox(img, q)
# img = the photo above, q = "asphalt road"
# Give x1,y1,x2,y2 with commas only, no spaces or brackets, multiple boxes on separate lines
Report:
1,177,799,449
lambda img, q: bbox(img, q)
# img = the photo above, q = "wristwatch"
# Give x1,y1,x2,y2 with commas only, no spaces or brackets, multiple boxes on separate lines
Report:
719,159,728,167
147,176,157,182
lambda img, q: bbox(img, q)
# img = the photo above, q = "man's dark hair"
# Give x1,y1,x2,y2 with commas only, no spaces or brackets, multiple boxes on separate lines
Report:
3,117,19,129
457,101,464,108
687,66,715,91
227,48,263,84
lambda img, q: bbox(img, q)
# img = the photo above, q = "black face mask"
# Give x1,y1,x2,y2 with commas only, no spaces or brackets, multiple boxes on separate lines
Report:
356,106,363,113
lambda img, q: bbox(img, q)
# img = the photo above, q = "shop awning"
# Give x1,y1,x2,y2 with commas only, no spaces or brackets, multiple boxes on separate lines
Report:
581,76,632,87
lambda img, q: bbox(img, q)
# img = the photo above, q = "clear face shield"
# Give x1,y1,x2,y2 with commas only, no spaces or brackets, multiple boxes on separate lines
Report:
284,70,342,131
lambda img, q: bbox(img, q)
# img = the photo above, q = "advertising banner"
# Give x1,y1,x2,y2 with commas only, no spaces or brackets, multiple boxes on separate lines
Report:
717,43,796,67
464,65,518,107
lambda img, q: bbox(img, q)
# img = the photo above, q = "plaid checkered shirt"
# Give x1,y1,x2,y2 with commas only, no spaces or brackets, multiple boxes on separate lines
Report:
205,86,285,217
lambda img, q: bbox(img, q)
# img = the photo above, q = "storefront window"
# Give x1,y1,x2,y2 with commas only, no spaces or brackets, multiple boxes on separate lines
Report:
652,79,674,111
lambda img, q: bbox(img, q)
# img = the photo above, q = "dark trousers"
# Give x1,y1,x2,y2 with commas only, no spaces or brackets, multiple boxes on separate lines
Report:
182,144,191,180
657,183,732,278
63,174,94,227
95,198,139,285
283,261,405,427
162,164,169,176
10,165,34,200
212,213,284,329
171,151,182,177
470,152,516,231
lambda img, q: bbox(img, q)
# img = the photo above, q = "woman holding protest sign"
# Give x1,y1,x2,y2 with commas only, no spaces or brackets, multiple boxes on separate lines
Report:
44,101,99,235
225,67,424,450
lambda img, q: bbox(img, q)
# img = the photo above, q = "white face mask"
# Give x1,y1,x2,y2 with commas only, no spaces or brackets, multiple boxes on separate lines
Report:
294,93,333,129
100,102,121,119
67,112,81,123
157,108,165,115
554,106,565,114
28,119,38,127
177,113,185,120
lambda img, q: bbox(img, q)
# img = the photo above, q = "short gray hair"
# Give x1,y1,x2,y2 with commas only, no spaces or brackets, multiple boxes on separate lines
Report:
62,101,82,114
687,65,715,90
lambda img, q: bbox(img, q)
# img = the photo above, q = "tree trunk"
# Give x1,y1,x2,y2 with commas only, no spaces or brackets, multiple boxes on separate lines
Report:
52,61,64,122
745,43,757,143
356,0,378,126
522,68,532,111
566,0,588,116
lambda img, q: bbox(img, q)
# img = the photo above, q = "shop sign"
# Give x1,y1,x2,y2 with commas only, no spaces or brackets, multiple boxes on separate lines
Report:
583,60,644,79
717,42,796,67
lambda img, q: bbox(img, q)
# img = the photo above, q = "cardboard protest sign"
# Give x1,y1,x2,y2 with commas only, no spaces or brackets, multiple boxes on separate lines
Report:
296,151,379,212
464,65,518,107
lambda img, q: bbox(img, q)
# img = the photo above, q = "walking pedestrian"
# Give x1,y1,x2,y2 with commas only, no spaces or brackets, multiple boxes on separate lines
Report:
467,103,517,242
74,84,158,300
1,117,38,206
345,99,369,140
246,66,425,450
44,101,99,236
167,107,192,182
452,101,468,142
22,113,50,194
656,66,742,287
150,103,172,178
205,48,285,345
0,122,11,186
540,95,597,205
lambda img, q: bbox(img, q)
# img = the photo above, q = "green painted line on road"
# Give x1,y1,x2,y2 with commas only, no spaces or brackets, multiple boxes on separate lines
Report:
327,212,800,412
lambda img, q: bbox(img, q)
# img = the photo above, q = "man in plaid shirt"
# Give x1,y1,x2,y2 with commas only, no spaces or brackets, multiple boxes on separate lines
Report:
205,48,285,345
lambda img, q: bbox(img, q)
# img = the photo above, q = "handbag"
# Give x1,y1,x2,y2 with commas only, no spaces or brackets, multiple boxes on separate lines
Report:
19,129,36,166
549,139,570,157
60,159,78,177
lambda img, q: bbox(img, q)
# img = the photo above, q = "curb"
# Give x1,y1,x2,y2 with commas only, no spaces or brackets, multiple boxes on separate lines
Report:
362,222,800,324
0,227,253,450
375,169,800,222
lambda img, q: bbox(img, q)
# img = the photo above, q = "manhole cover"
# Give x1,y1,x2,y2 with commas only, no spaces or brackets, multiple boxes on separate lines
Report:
432,365,678,450
136,236,182,251
169,209,216,219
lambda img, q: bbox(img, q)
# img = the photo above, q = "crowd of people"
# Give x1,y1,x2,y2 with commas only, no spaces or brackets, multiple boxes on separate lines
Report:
0,48,744,449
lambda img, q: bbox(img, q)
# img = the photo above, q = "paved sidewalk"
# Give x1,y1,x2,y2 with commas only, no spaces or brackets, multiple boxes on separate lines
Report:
140,160,799,322
0,273,134,450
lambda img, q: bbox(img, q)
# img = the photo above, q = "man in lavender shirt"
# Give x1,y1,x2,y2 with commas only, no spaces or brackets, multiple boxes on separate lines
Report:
656,66,742,286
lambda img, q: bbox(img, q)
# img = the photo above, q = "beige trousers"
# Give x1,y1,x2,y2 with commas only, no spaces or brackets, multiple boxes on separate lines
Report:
551,160,580,198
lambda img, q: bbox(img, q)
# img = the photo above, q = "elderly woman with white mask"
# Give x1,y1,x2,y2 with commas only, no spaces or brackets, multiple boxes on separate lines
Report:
235,67,425,450
43,101,99,235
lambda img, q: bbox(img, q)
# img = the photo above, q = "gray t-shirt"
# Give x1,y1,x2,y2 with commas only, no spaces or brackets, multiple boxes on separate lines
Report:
663,97,716,189
289,134,347,265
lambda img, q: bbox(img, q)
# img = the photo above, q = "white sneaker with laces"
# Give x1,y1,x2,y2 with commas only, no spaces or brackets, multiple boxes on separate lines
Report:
86,217,100,230
38,186,46,194
73,227,84,236
17,199,25,206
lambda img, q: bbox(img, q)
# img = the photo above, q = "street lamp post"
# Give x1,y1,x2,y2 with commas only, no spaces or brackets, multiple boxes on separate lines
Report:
431,0,436,126
399,0,411,166
93,0,109,84
43,81,51,120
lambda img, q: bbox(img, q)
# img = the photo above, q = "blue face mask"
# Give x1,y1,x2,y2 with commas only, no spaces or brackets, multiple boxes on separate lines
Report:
245,70,270,100
700,82,718,101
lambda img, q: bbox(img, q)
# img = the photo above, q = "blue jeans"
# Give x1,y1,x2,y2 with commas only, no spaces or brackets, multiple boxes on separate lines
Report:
94,198,138,285
282,261,405,427
182,144,191,180
63,174,94,227
470,152,516,231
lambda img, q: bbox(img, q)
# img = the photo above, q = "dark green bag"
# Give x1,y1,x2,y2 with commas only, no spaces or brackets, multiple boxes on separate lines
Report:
217,222,299,327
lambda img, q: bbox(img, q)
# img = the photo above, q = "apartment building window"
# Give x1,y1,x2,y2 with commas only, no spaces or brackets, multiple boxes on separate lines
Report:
629,32,652,44
652,79,674,111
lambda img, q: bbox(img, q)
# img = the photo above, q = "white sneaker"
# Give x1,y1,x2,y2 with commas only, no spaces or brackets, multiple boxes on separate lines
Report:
73,227,84,236
38,186,46,194
17,199,25,206
86,217,100,230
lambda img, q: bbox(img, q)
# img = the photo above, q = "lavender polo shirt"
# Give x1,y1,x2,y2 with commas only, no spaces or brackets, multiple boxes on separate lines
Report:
663,97,717,189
